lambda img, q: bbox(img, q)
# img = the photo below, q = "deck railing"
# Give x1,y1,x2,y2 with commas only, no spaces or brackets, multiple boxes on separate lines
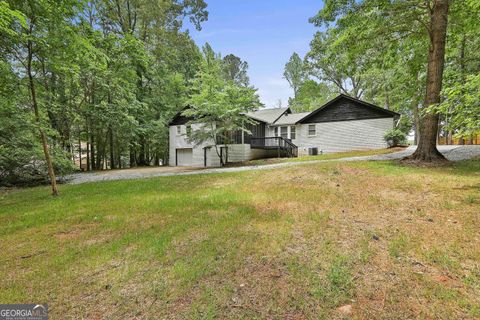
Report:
250,137,298,158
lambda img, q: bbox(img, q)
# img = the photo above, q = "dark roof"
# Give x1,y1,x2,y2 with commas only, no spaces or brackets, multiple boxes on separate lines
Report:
168,106,194,126
169,95,399,126
298,94,400,123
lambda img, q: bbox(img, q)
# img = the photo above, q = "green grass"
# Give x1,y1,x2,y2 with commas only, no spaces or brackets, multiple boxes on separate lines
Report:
232,147,405,166
1,159,479,318
388,232,410,258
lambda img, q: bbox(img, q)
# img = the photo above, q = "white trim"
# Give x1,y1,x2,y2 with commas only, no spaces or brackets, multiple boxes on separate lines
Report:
308,124,316,137
290,125,296,140
280,126,288,139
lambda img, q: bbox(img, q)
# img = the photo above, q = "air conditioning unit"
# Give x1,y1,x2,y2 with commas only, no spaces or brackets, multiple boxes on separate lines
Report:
308,147,318,155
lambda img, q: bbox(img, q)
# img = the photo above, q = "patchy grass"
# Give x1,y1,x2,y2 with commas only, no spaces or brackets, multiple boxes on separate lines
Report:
0,159,479,319
229,147,405,167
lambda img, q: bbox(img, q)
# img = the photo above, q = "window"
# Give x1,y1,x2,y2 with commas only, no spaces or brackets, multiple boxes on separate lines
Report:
290,126,296,140
280,126,288,139
176,125,181,135
308,124,316,136
186,125,192,138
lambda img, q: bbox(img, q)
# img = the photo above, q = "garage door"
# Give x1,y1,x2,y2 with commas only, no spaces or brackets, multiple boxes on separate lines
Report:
176,148,193,166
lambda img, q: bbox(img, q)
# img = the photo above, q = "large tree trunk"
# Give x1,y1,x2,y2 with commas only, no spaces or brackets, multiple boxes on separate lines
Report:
406,0,449,162
27,37,59,196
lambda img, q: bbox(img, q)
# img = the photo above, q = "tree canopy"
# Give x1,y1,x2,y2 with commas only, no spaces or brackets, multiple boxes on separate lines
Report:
183,45,261,165
285,0,480,160
0,0,210,190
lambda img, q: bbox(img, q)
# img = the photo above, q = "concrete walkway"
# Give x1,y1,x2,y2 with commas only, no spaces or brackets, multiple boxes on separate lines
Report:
67,145,480,185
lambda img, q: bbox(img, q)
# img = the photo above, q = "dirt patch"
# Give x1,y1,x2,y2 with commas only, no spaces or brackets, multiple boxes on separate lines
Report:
53,224,97,240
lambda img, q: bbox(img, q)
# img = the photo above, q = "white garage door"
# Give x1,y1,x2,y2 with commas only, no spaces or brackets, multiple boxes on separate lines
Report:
176,148,193,166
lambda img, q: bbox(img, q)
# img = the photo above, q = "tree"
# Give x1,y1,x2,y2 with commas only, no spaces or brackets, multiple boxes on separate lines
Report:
434,74,480,139
306,1,429,146
183,45,261,166
0,0,208,191
288,80,336,112
310,0,456,162
437,1,480,144
406,0,449,161
283,52,305,100
3,0,84,195
0,1,25,35
222,54,250,86
305,31,367,99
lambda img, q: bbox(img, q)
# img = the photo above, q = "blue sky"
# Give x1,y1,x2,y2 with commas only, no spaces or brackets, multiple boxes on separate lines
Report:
185,0,324,108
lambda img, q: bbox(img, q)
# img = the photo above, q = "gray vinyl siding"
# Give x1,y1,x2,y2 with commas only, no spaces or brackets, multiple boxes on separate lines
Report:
169,125,269,167
169,124,211,167
169,117,394,166
295,117,394,155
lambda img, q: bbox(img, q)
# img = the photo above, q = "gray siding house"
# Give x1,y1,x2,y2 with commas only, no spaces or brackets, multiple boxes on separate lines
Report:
169,94,400,167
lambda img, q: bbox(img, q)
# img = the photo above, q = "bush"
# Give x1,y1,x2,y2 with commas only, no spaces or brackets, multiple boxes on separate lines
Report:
396,116,413,135
384,129,407,148
0,144,75,187
0,108,75,186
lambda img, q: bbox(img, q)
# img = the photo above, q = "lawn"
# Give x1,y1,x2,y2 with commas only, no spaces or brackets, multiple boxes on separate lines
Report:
229,147,406,167
1,160,479,319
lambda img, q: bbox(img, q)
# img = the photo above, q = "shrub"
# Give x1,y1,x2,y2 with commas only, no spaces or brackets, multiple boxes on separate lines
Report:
384,129,407,148
0,144,75,187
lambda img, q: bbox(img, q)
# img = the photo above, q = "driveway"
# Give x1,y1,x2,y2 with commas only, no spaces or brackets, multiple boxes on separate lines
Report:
67,145,480,185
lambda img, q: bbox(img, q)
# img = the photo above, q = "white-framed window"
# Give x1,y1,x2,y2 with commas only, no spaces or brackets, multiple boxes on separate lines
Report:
176,125,181,135
273,127,279,137
280,126,288,139
290,126,296,140
308,124,316,137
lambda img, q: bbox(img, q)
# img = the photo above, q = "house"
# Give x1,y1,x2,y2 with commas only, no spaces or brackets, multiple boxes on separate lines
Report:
169,94,400,167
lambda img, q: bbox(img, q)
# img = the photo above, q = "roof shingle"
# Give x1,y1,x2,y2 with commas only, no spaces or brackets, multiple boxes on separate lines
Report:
246,107,289,124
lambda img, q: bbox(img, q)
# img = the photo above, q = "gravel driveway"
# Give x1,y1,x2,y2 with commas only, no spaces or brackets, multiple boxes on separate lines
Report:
67,145,480,185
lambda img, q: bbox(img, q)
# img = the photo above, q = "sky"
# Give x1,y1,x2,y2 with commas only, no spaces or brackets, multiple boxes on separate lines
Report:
184,0,324,108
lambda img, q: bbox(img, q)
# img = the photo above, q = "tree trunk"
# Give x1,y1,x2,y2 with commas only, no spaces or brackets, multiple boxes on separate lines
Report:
129,145,136,167
407,0,449,162
467,135,474,145
78,135,82,170
86,121,90,171
90,128,96,170
96,133,105,170
116,138,122,169
138,136,147,166
413,102,420,145
109,128,115,169
447,131,453,145
26,37,58,196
